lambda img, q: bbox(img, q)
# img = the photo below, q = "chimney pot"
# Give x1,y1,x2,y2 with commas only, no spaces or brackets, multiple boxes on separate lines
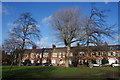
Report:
32,45,36,49
52,44,56,48
10,52,12,56
76,43,80,46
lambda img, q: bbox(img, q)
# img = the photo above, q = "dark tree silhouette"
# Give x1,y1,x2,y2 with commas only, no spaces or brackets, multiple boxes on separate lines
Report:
3,12,41,67
50,8,83,67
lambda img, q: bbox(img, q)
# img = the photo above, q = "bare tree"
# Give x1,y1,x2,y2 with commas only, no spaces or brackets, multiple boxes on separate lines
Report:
5,12,41,66
0,45,2,65
2,38,22,70
50,8,83,67
80,5,115,65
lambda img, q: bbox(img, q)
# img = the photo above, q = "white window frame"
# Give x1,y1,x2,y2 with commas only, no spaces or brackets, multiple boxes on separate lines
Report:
40,54,42,58
52,53,57,57
58,52,61,58
70,52,73,56
79,52,84,57
43,53,48,58
62,52,65,58
42,59,47,63
51,59,56,64
23,54,28,58
31,53,36,59
36,54,40,58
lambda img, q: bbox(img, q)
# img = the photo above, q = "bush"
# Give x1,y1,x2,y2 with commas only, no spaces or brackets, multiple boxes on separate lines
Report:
91,59,97,64
22,59,31,66
102,58,108,64
72,60,78,67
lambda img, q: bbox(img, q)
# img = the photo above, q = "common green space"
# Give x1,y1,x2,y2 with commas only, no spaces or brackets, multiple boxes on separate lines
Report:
2,66,119,80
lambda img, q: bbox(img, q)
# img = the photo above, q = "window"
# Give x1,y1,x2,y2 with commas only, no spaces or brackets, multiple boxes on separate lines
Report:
43,53,48,58
31,53,36,59
111,52,113,56
51,59,56,64
62,53,65,58
39,54,42,58
96,52,103,56
58,53,61,58
79,52,84,57
118,52,120,57
70,52,73,56
91,52,94,56
31,60,34,63
69,59,72,64
36,54,40,58
59,60,63,64
111,52,116,56
108,52,116,56
42,59,47,63
23,54,28,58
52,53,57,57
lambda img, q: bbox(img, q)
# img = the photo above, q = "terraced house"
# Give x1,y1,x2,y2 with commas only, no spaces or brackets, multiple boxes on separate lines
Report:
2,44,120,66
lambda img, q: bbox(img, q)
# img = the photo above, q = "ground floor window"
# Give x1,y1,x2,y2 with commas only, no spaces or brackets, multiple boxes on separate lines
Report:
31,60,34,63
108,58,117,64
69,59,72,64
51,59,56,64
42,59,47,63
96,60,102,64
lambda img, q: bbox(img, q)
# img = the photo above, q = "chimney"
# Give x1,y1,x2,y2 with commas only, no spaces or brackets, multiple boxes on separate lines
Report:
2,51,5,55
52,44,56,48
32,45,36,49
5,52,8,55
76,43,80,46
10,52,12,56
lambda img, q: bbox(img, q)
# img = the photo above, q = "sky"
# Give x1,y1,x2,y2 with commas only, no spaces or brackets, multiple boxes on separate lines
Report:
1,2,119,48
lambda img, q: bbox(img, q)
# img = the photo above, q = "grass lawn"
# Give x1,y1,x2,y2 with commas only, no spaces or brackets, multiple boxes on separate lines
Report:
2,66,120,80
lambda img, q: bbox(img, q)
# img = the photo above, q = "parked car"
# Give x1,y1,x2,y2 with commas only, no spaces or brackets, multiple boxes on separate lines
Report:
32,63,37,66
102,63,111,67
111,63,120,67
26,63,32,66
91,64,102,67
43,63,52,66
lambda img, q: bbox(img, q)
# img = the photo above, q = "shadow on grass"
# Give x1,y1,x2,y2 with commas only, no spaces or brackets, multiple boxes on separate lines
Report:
1,78,120,80
2,66,57,78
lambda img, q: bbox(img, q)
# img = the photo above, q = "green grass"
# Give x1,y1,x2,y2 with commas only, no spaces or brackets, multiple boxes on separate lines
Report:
2,66,120,79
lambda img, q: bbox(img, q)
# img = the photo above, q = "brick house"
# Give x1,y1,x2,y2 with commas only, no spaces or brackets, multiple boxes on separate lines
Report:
3,44,120,66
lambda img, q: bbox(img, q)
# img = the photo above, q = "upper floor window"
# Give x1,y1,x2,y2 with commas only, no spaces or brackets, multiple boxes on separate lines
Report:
108,52,116,56
39,54,42,58
36,54,40,58
62,53,65,58
111,52,113,56
52,53,57,57
90,52,95,56
119,52,120,57
23,54,28,58
31,53,36,59
70,52,73,56
96,52,103,56
58,53,61,58
43,53,48,58
79,52,84,57
111,52,116,56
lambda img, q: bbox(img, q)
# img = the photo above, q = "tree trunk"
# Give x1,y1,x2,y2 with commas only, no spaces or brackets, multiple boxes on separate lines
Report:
65,45,70,67
8,52,15,71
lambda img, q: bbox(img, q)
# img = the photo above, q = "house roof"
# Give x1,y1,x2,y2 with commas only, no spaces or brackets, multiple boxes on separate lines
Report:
14,45,120,54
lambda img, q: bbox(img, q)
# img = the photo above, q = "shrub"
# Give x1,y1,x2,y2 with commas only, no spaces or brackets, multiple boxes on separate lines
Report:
102,58,108,64
91,59,97,64
22,59,31,66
